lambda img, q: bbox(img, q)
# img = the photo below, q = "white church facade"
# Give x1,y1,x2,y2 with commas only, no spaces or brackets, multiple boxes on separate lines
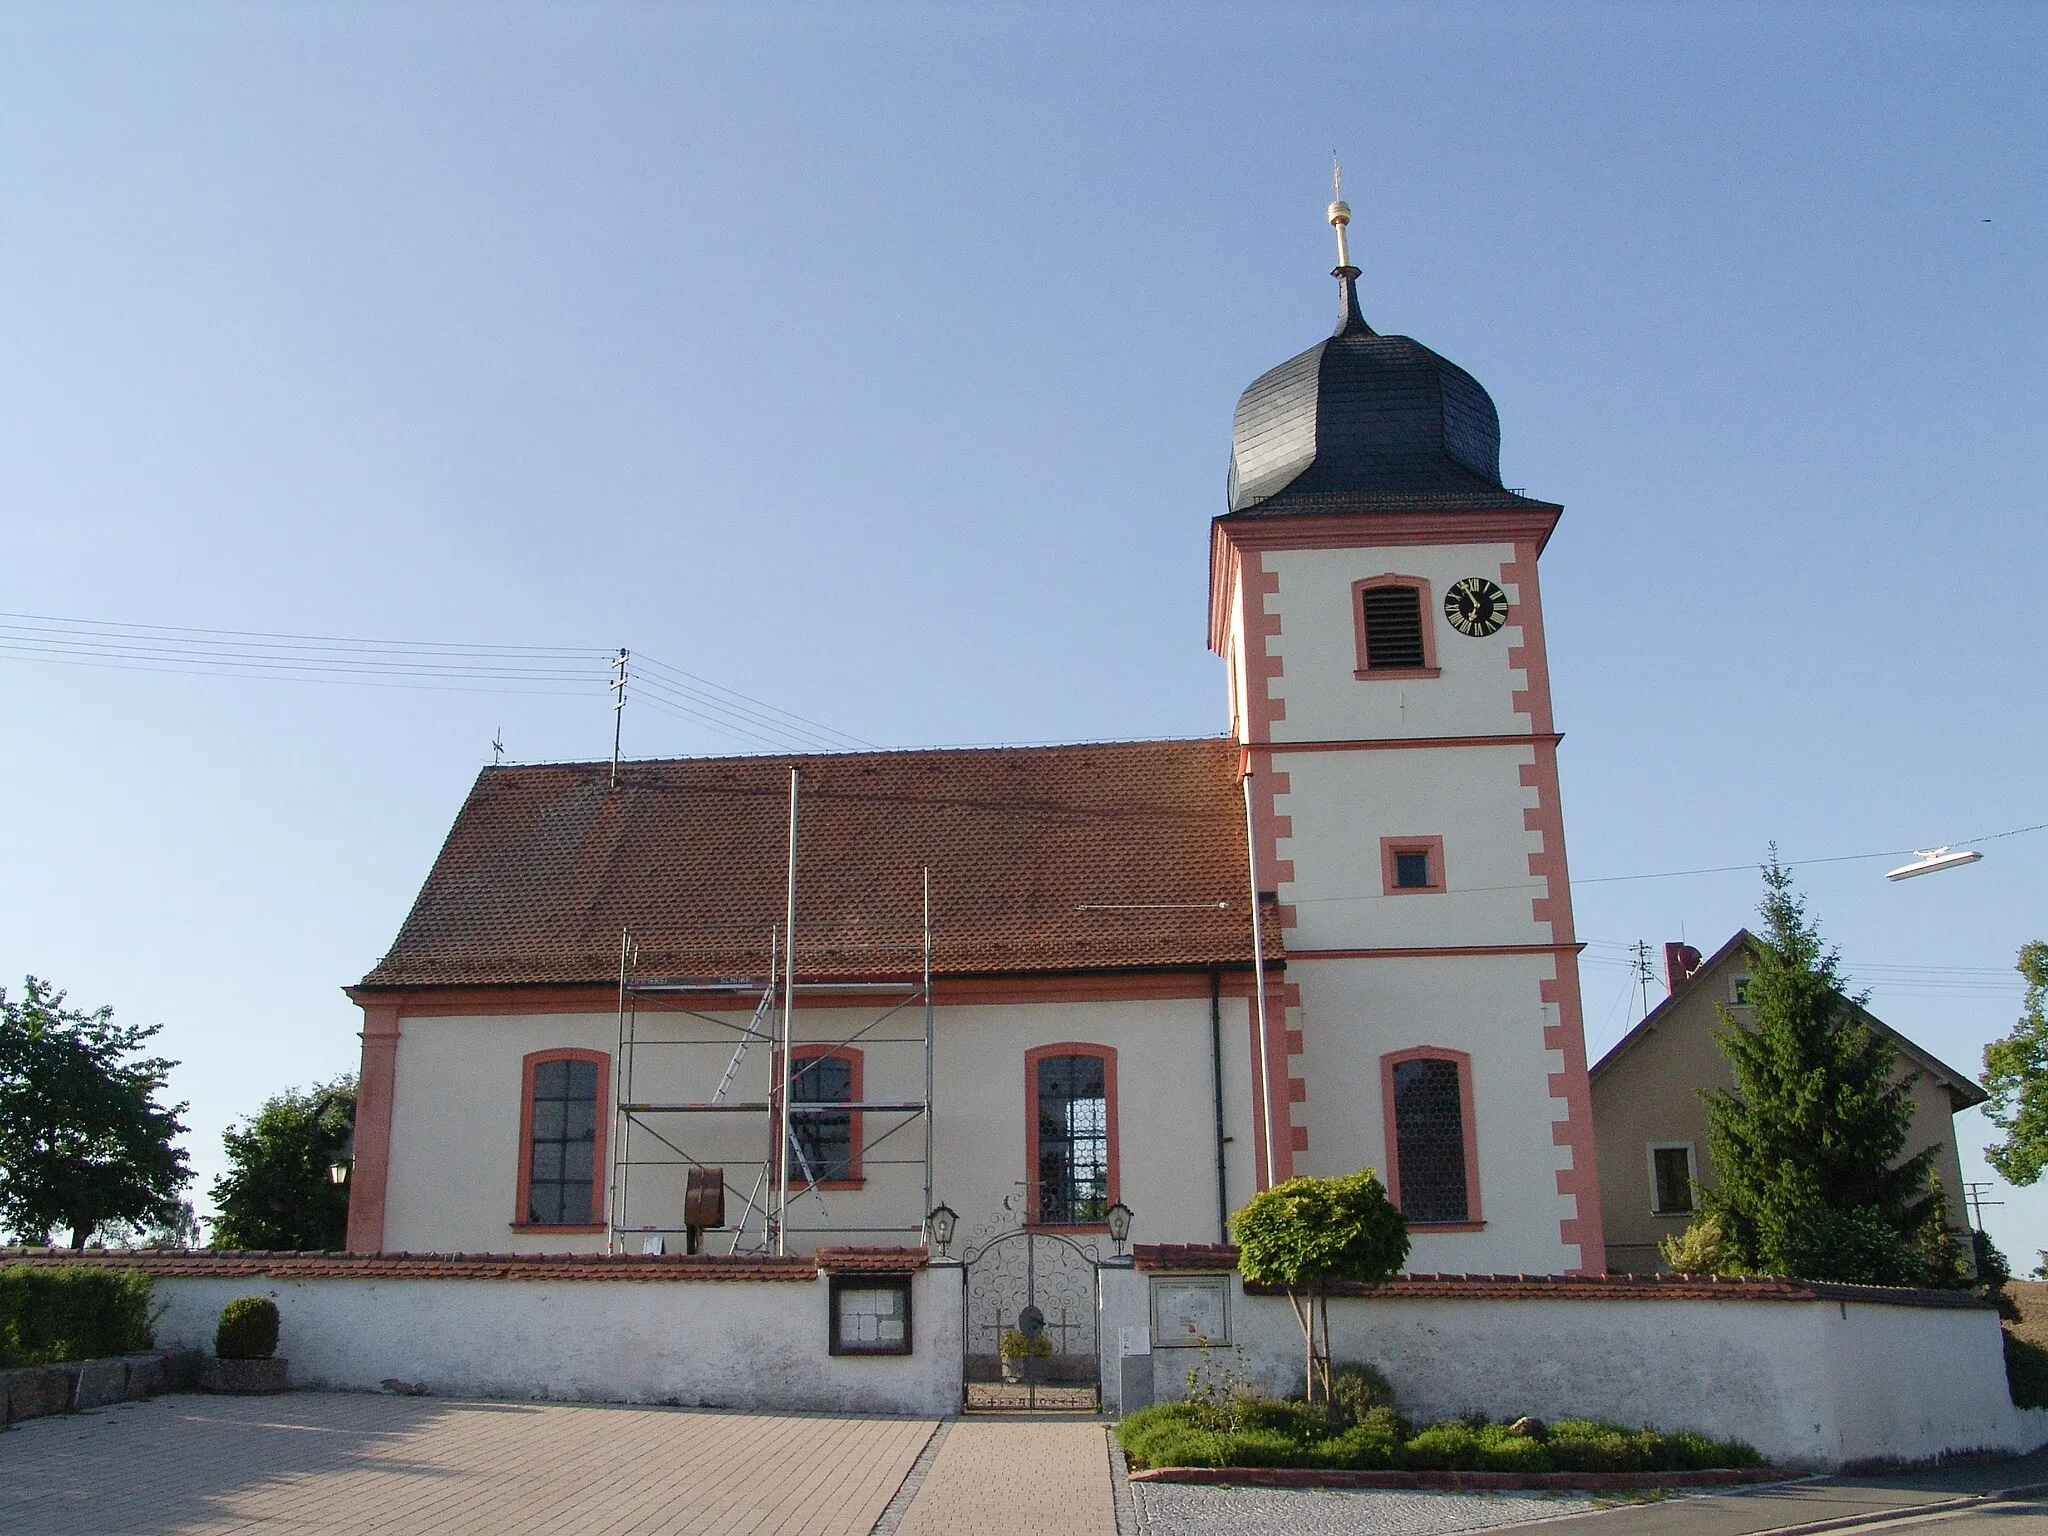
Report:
343,207,1606,1277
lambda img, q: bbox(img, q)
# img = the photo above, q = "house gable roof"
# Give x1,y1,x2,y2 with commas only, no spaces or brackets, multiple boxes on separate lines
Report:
356,738,1274,991
1589,929,1987,1113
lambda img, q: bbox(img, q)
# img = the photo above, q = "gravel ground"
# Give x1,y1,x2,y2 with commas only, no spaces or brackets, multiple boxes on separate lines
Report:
1130,1482,1608,1536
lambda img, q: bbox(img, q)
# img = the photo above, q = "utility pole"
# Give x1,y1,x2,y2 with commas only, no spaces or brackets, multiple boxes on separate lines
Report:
1630,940,1654,1020
609,648,629,788
1964,1181,2003,1233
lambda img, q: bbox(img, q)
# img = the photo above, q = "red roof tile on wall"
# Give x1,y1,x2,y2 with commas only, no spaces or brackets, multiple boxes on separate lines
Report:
1131,1245,1990,1309
814,1245,930,1272
0,1248,819,1283
356,740,1271,989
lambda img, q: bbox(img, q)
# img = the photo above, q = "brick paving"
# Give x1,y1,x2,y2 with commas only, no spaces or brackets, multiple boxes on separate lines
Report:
0,1392,934,1535
893,1417,1119,1536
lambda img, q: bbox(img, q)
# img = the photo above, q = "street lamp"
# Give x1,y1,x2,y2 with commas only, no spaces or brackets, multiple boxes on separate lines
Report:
1885,847,1984,882
927,1204,958,1258
329,1132,355,1187
1105,1202,1133,1255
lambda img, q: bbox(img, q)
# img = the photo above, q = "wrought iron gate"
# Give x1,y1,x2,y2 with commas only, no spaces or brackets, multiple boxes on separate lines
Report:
961,1225,1102,1411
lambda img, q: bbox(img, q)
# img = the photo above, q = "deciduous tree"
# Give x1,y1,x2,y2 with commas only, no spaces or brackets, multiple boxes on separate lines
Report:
1233,1168,1409,1403
1981,943,2048,1186
0,978,191,1248
210,1077,356,1251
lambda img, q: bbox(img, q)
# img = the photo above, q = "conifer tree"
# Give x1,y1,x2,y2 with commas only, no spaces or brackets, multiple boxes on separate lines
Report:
1698,857,1947,1285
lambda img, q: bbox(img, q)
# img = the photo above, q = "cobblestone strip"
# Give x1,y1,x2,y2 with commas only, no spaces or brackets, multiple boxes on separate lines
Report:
1108,1427,1141,1536
870,1420,949,1535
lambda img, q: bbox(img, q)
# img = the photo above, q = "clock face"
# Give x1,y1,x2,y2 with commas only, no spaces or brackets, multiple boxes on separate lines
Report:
1443,577,1510,638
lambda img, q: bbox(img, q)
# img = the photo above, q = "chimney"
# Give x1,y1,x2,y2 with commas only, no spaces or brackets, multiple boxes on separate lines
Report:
1664,943,1704,994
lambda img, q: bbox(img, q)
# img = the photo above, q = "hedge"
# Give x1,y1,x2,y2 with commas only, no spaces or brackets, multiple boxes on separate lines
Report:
1116,1401,1765,1474
0,1265,154,1367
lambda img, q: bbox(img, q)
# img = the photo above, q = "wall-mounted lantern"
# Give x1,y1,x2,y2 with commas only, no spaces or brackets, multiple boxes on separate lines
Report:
329,1132,355,1187
927,1204,958,1258
1106,1202,1133,1255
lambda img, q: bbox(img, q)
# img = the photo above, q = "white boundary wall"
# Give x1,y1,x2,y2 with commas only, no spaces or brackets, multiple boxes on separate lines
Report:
152,1268,962,1417
1100,1267,2048,1469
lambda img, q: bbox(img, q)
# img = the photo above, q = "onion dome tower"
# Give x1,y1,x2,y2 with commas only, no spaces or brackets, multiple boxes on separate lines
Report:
1226,190,1538,514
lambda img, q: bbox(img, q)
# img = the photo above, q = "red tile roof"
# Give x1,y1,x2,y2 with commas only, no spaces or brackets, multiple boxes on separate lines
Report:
814,1245,930,1273
0,1248,818,1283
357,740,1272,989
1131,1245,1990,1309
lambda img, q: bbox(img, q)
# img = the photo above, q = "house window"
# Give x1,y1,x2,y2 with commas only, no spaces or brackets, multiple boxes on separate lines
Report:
788,1048,861,1187
1731,974,1753,1006
1381,836,1448,895
1381,1048,1481,1227
519,1050,608,1229
1650,1144,1695,1215
1028,1045,1118,1226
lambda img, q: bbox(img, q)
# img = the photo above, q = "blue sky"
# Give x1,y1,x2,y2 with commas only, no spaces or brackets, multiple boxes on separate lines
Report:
2,3,2042,1258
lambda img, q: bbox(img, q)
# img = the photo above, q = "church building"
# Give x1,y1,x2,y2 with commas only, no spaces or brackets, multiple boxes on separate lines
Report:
343,197,1605,1277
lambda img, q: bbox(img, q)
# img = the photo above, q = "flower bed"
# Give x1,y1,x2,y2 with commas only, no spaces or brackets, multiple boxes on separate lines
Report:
1116,1400,1766,1478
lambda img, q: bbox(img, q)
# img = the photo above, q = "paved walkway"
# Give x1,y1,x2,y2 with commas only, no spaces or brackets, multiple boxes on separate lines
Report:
895,1417,1117,1535
0,1392,934,1535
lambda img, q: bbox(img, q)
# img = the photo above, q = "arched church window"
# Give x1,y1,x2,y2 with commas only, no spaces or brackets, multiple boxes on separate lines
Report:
1027,1045,1119,1226
1381,1048,1481,1227
788,1047,862,1187
517,1048,609,1230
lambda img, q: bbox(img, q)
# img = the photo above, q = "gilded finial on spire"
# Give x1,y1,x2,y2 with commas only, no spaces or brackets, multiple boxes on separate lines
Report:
1327,152,1354,273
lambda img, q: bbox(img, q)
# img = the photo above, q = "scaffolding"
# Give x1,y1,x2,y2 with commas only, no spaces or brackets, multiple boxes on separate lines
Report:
604,768,937,1256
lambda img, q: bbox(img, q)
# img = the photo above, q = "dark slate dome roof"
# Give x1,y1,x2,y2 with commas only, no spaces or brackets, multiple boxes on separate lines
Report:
1228,276,1533,514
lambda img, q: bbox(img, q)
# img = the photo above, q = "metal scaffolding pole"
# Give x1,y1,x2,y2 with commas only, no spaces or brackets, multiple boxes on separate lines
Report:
921,866,934,1239
774,766,800,1257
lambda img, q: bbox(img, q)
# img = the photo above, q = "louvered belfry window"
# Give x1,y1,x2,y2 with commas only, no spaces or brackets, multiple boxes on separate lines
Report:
1362,585,1427,671
1392,1057,1469,1223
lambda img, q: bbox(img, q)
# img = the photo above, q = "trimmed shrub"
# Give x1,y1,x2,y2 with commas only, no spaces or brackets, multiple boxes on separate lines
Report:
214,1296,280,1360
1399,1421,1554,1473
0,1265,153,1367
2006,1330,2048,1410
1117,1396,1765,1475
1546,1419,1765,1473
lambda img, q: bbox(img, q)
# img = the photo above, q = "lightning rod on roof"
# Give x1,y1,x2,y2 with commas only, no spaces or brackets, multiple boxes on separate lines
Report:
1328,152,1353,273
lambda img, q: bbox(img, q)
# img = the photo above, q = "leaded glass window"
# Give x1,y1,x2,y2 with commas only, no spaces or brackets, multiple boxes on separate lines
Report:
1392,1057,1468,1223
527,1057,599,1225
1036,1054,1109,1224
790,1053,855,1184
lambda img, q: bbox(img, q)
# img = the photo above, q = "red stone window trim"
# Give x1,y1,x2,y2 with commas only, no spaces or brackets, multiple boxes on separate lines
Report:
1024,1042,1120,1231
1380,1046,1484,1229
1352,574,1441,680
781,1045,865,1190
1380,835,1448,896
513,1047,610,1233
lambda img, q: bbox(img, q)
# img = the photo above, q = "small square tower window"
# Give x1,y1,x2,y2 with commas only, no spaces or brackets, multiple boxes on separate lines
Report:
1394,850,1432,889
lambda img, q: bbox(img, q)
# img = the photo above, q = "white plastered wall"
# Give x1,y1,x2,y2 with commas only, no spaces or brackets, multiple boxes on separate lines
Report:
1291,953,1578,1273
150,1268,962,1416
1099,1267,2048,1468
1261,540,1526,743
1226,537,1585,1271
381,995,1241,1257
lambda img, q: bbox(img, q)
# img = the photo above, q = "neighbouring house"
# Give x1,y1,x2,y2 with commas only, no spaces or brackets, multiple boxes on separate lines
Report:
1590,931,1986,1275
343,205,1606,1276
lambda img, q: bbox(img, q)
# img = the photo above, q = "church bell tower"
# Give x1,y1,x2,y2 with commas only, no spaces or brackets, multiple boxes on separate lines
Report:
1210,183,1604,1273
